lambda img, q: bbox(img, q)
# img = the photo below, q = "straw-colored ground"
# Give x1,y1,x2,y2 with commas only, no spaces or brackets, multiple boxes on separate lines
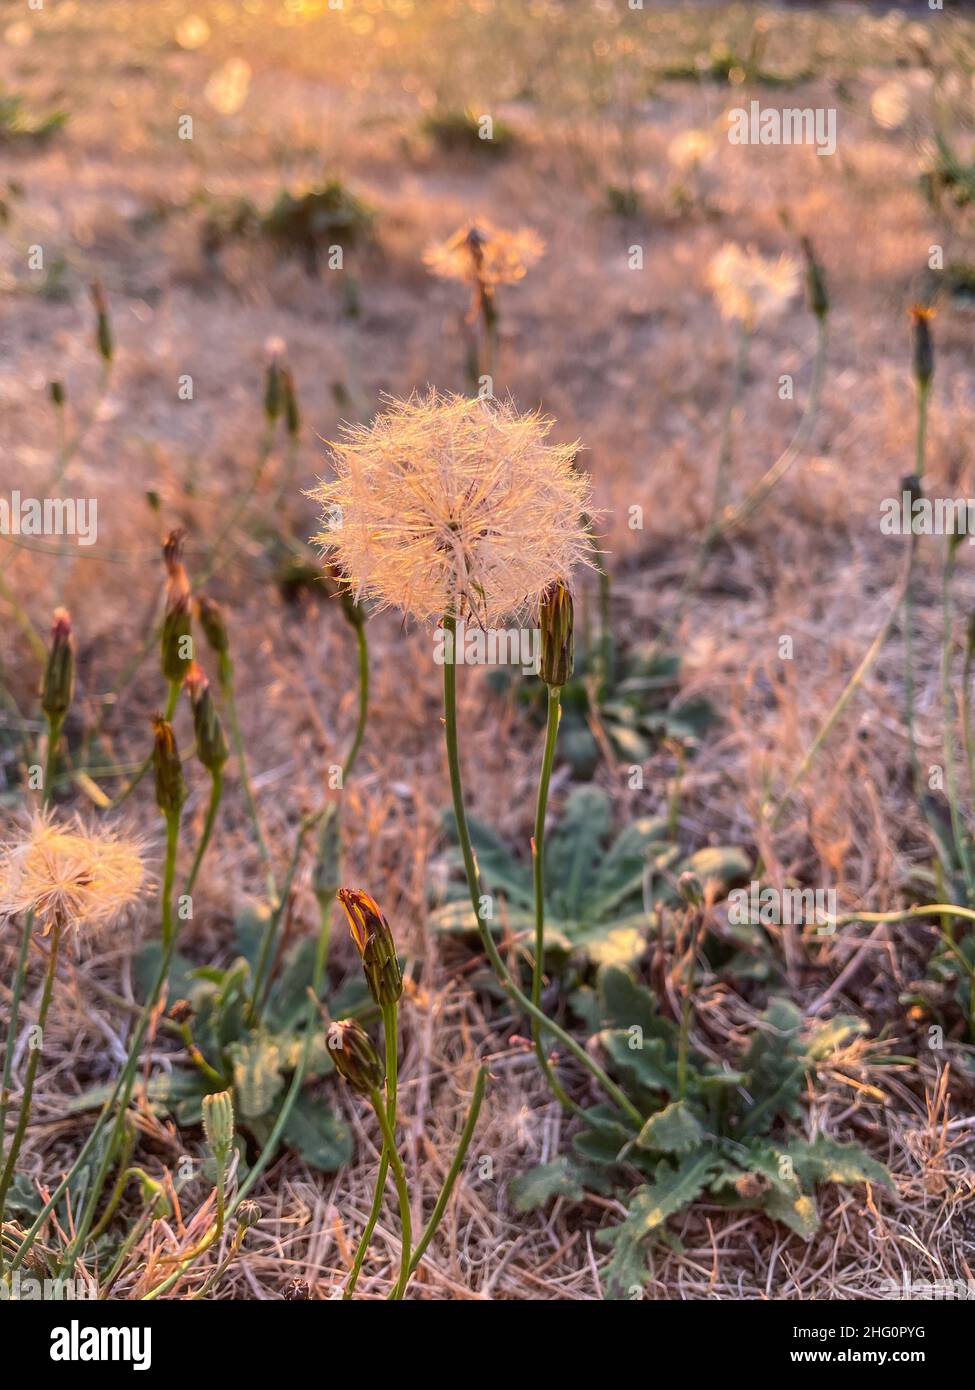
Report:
1,1,974,1298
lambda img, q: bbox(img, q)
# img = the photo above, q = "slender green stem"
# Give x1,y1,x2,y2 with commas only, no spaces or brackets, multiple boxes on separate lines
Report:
42,713,64,802
0,920,62,1261
905,380,931,790
963,643,975,812
940,546,975,897
531,689,577,1115
408,1066,486,1274
58,810,181,1278
184,770,224,897
441,614,641,1126
368,1087,411,1301
344,1001,397,1299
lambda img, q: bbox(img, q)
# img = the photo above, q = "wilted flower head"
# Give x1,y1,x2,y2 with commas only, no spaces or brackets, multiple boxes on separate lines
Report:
707,243,800,328
309,391,593,626
423,221,544,288
0,813,144,935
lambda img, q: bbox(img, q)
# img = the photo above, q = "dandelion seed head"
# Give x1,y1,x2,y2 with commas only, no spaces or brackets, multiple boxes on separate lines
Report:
707,243,800,328
308,390,593,626
423,220,545,288
0,813,144,935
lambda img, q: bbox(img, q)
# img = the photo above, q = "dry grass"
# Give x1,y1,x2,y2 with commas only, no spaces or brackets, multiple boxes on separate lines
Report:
2,1,975,1299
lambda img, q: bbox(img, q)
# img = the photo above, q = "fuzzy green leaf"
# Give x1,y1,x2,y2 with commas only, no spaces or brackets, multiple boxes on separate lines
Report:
546,786,613,919
597,1153,716,1299
281,1092,352,1172
636,1101,704,1155
600,1030,678,1095
229,1034,285,1119
785,1135,890,1189
509,1159,586,1212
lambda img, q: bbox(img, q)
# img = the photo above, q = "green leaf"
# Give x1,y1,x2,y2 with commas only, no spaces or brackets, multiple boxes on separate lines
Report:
785,1135,890,1189
234,902,273,970
597,1153,716,1299
583,814,670,921
636,1101,704,1155
763,1188,820,1240
265,938,318,1031
600,1030,678,1095
739,997,805,1133
229,1033,285,1119
282,1091,352,1172
805,1014,868,1061
546,787,612,920
509,1159,585,1212
597,965,674,1041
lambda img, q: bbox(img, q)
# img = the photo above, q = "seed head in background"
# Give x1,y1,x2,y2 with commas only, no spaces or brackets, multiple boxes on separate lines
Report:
707,243,800,329
309,390,593,626
0,813,144,938
423,220,544,290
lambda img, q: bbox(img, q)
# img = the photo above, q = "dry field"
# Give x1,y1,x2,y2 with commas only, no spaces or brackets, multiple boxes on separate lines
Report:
1,0,974,1303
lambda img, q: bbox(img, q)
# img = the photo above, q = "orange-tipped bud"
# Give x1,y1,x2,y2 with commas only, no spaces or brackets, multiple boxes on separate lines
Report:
338,888,403,1009
911,305,935,390
152,717,186,819
327,1018,385,1096
41,608,75,722
185,663,228,774
196,594,230,656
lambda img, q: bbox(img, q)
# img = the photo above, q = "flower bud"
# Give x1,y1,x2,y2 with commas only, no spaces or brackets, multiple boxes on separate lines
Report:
281,366,301,439
901,473,923,509
338,888,403,1009
185,663,229,774
327,1019,385,1097
677,870,704,907
41,608,75,723
800,236,828,320
236,1199,261,1230
161,529,193,684
264,358,283,424
539,579,574,689
48,380,66,408
168,998,193,1024
202,1089,235,1159
196,594,230,656
911,305,934,391
152,717,186,818
90,280,113,364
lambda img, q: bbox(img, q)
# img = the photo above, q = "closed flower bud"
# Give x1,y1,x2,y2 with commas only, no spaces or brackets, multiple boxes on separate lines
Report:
901,473,923,509
800,236,829,320
152,717,186,818
49,379,66,408
202,1089,235,1158
338,888,403,1008
236,1199,261,1230
41,608,75,722
161,529,193,683
327,1018,385,1096
539,579,574,688
911,305,934,391
281,366,301,439
196,594,230,656
677,870,704,907
90,280,113,364
185,663,229,774
264,358,283,424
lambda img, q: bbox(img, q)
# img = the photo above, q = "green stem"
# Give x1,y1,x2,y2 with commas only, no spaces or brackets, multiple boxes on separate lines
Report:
368,1087,411,1301
343,1001,397,1299
940,546,975,897
222,657,277,908
0,921,62,1258
408,1066,486,1274
184,769,224,897
442,614,641,1126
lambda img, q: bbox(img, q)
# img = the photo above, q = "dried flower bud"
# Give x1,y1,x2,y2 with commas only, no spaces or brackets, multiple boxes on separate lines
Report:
196,594,230,657
236,1200,261,1230
90,280,113,364
168,998,193,1024
202,1090,235,1159
284,1278,310,1301
911,305,934,391
800,236,829,320
161,529,193,684
539,579,574,689
338,888,403,1009
327,1018,385,1096
677,870,704,907
41,608,75,723
185,663,229,774
281,366,301,439
152,717,186,819
49,380,65,408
